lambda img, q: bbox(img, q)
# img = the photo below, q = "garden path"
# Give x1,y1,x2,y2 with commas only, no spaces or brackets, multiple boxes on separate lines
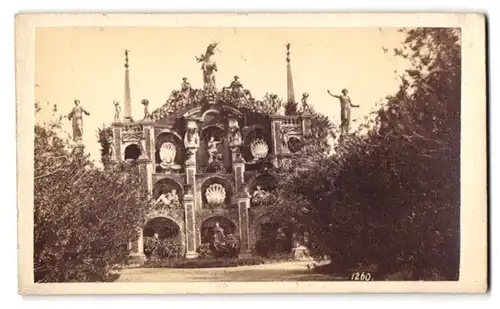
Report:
117,261,345,282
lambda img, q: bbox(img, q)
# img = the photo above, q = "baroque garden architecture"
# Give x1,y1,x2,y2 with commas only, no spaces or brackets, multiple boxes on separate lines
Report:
109,44,312,262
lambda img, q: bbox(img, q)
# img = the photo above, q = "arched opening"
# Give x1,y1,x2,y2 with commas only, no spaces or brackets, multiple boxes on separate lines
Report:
287,136,304,153
254,215,293,258
201,177,233,208
155,132,184,173
242,127,273,171
124,144,141,161
200,216,239,258
152,178,183,209
248,173,278,207
199,124,227,173
200,216,236,244
143,217,183,259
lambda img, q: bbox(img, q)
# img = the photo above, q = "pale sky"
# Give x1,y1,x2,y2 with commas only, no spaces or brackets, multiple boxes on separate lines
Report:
35,27,410,165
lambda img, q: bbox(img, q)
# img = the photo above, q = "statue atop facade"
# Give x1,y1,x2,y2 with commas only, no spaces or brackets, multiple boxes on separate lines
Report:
196,42,219,91
207,136,222,163
141,99,150,120
301,92,311,114
67,99,90,142
327,89,359,135
113,100,121,121
181,77,192,98
226,75,244,98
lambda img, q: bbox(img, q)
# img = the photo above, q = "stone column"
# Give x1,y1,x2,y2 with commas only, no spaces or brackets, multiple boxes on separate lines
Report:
184,119,199,259
111,123,122,162
184,193,198,259
238,197,252,256
232,151,245,192
129,229,146,264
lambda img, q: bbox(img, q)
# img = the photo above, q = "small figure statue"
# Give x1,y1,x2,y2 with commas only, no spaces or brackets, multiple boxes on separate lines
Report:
207,136,222,163
196,42,219,91
156,189,180,208
67,99,90,142
181,77,192,95
169,189,179,204
228,126,242,148
184,127,200,150
141,99,150,120
301,92,311,113
113,100,121,121
227,75,244,98
327,89,359,135
214,221,225,236
107,136,115,160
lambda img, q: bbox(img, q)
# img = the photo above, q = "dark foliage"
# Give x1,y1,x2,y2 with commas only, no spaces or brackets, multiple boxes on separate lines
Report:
34,124,153,282
271,28,461,280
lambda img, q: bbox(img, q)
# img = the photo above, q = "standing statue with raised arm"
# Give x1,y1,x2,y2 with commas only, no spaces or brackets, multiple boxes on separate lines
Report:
327,89,359,135
196,42,219,91
67,99,90,142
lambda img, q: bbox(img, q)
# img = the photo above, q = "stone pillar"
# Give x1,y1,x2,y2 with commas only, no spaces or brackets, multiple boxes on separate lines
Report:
129,229,146,264
111,123,122,162
184,119,199,259
238,197,252,256
184,193,198,259
232,151,245,192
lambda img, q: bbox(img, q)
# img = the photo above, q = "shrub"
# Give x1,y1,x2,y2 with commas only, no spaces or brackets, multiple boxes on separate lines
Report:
197,242,215,260
213,233,240,258
34,124,152,282
144,237,183,259
142,257,264,269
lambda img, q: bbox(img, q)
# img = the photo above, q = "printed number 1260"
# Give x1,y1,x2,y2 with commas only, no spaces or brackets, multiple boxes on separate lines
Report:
351,272,372,281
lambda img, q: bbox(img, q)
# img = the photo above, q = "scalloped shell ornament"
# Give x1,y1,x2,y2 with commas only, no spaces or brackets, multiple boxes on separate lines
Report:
250,139,269,159
205,183,226,205
160,142,176,163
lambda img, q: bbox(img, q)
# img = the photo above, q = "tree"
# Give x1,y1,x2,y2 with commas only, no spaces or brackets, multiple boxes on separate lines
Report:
34,122,153,282
272,28,461,280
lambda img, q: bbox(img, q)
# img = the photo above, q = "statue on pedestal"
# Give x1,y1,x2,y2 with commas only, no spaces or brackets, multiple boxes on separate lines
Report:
181,77,192,98
196,42,219,92
67,99,90,142
113,100,121,121
141,99,150,120
327,89,359,135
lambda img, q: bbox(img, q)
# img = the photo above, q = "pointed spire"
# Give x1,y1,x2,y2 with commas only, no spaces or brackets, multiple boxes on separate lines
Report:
286,43,295,103
123,49,133,122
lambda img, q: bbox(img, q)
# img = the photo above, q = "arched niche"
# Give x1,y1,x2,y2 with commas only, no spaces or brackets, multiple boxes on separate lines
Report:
155,132,184,173
200,176,234,209
248,173,278,207
124,143,141,161
241,126,272,171
143,217,183,258
200,215,237,245
252,213,293,257
153,177,184,201
198,124,228,172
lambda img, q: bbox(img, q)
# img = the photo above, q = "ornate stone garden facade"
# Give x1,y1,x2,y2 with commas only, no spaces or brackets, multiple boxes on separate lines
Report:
110,44,311,261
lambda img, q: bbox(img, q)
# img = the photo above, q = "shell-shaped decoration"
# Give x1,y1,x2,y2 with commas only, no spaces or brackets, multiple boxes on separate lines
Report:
160,142,176,163
205,183,226,205
250,139,269,159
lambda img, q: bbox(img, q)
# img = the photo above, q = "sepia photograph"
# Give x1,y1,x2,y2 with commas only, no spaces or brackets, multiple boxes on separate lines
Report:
16,13,487,294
